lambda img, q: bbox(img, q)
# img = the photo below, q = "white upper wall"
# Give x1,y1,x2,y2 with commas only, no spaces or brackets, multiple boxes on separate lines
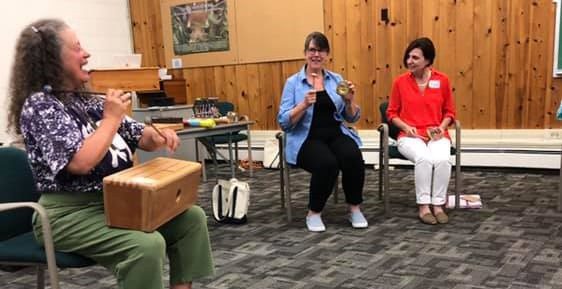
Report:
0,0,133,143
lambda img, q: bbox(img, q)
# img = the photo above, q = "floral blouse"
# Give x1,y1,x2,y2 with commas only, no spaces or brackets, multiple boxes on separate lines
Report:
20,91,145,194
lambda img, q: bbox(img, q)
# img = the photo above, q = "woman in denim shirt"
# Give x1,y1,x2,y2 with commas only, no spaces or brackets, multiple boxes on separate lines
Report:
277,32,367,232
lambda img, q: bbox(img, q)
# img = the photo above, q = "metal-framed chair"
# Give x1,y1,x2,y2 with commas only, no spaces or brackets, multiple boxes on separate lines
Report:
197,101,249,180
0,147,95,289
377,101,462,216
276,132,340,223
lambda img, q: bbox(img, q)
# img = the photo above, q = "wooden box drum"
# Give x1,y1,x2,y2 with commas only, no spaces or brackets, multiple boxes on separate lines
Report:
103,157,201,232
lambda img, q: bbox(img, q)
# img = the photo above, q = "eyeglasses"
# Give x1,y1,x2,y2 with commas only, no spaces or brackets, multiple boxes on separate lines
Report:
306,48,327,55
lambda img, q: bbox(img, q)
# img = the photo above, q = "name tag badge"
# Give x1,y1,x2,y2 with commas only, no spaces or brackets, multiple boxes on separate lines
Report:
428,80,440,89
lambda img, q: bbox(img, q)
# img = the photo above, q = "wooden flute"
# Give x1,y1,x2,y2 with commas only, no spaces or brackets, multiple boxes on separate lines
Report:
43,85,131,100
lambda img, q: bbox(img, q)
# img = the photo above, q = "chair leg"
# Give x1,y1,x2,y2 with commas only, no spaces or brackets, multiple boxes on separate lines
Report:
277,132,293,222
333,173,339,204
383,153,391,217
455,155,462,210
454,121,462,209
559,147,562,211
378,135,384,201
234,143,239,166
279,157,285,209
378,162,383,201
197,138,221,182
212,152,219,182
196,140,207,182
227,135,236,178
208,149,219,182
37,266,45,289
284,164,292,223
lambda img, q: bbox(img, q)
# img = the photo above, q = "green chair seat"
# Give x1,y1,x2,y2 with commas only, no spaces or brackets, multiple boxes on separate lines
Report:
0,147,97,289
0,232,94,268
208,133,248,144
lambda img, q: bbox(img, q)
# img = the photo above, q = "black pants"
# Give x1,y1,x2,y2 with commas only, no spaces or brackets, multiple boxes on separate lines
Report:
297,134,365,212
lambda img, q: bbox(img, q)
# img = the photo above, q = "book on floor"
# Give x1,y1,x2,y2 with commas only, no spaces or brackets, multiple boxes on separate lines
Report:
446,194,482,209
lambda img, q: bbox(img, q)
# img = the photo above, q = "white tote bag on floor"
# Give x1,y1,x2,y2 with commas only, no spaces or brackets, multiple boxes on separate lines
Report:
212,178,250,224
262,138,280,169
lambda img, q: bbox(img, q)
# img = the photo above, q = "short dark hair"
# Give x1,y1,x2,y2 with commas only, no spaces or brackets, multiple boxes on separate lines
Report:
304,31,330,53
402,37,435,67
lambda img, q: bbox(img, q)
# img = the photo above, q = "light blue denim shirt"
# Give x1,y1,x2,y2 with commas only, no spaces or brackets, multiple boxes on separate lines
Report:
277,66,362,165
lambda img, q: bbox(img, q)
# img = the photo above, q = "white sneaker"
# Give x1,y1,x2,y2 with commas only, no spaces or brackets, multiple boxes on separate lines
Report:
349,211,368,229
306,214,326,232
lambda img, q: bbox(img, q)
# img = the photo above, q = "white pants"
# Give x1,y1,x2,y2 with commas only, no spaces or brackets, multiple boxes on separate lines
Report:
397,137,451,205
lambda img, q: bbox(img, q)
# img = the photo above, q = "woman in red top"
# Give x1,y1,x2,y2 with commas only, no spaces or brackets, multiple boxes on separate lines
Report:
387,37,456,225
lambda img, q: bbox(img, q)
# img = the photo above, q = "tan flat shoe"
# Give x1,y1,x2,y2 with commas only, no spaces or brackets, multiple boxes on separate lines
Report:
419,213,437,225
435,212,449,224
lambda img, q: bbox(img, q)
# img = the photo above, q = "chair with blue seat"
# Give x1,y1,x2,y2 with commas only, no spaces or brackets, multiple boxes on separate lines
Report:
197,101,249,179
377,101,462,216
0,147,95,289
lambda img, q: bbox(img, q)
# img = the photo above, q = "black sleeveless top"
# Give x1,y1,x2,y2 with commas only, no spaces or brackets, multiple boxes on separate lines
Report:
307,90,342,140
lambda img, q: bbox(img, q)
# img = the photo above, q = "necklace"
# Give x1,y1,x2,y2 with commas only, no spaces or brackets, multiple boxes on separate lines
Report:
415,70,431,87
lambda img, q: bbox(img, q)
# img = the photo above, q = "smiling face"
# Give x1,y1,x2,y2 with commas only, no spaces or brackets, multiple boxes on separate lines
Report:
59,28,90,90
406,48,430,75
305,39,328,71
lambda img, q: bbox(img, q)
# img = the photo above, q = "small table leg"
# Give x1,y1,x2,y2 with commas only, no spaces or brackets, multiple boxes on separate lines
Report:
228,134,235,178
246,124,253,177
195,140,207,182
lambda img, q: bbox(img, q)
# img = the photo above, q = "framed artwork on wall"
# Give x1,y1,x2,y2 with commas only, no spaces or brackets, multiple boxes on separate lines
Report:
170,0,229,55
160,0,323,68
161,0,238,68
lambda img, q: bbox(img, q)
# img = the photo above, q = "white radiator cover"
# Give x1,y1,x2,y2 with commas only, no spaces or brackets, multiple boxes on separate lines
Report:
211,129,562,169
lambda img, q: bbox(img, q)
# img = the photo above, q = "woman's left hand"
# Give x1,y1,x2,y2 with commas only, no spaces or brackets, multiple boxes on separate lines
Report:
430,126,445,141
152,128,180,153
343,80,356,103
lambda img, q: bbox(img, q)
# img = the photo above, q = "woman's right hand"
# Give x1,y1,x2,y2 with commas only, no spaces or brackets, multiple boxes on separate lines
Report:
403,125,418,137
103,89,131,123
303,90,316,107
67,89,131,175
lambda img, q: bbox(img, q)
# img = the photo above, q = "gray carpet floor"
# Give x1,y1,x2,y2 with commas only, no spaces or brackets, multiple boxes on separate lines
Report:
2,165,562,289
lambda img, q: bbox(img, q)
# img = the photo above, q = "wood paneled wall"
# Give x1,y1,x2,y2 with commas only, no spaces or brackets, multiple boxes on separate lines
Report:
129,0,562,130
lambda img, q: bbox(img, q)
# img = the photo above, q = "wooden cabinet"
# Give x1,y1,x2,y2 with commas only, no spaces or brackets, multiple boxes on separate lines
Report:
88,67,160,92
88,67,161,113
161,79,187,104
89,67,188,106
161,68,187,105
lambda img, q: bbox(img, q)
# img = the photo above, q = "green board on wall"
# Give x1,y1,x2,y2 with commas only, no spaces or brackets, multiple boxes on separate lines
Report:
555,0,562,75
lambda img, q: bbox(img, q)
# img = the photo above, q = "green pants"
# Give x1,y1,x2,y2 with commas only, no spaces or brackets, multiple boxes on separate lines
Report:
33,192,214,289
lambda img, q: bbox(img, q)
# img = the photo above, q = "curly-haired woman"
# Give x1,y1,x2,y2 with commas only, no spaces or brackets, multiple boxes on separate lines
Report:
7,18,214,289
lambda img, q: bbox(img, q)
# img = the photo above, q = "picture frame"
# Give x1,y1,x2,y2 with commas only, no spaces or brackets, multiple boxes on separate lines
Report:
553,0,562,76
160,0,238,68
160,0,323,68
